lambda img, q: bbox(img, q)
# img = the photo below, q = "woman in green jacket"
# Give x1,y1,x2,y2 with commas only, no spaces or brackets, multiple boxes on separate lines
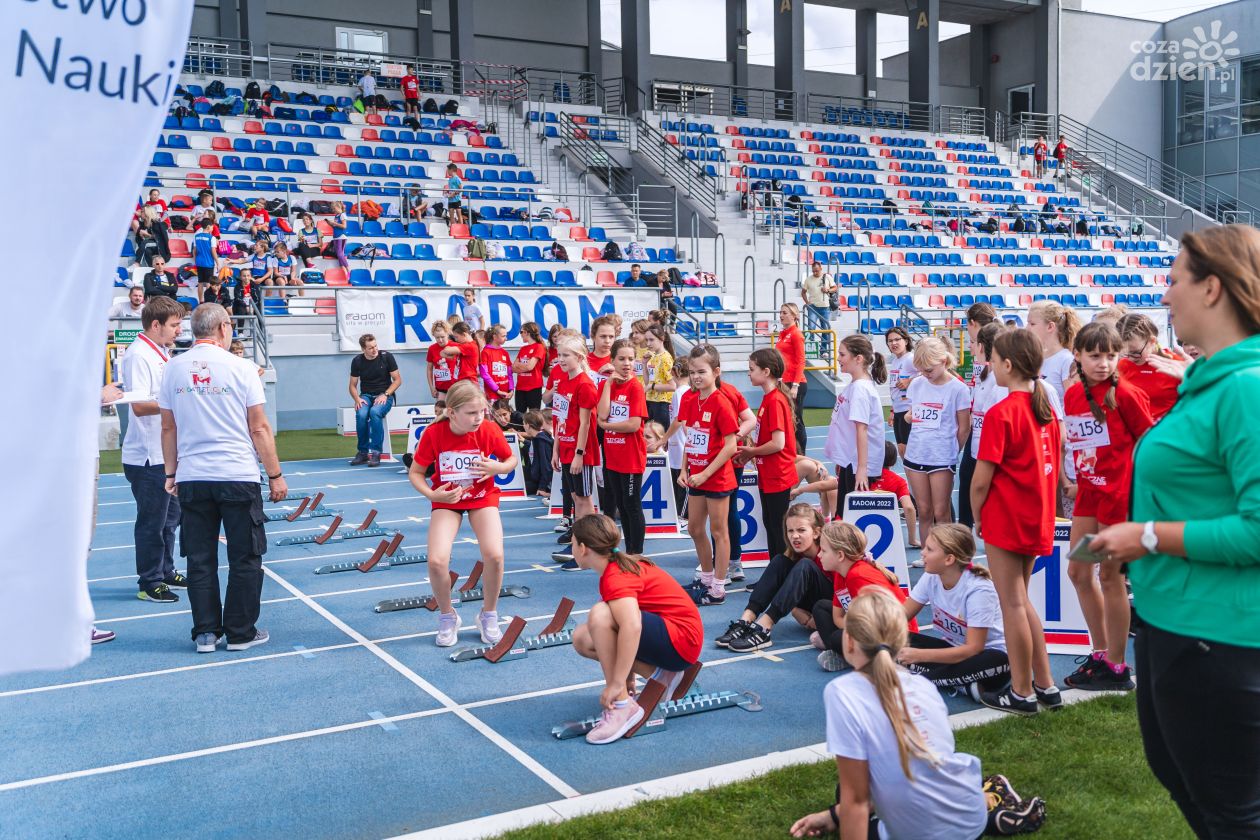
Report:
1092,224,1260,839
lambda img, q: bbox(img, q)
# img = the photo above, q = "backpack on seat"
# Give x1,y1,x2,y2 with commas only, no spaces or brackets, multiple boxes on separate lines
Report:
466,237,488,260
601,241,623,262
422,98,439,113
206,80,226,98
244,81,262,100
551,241,568,261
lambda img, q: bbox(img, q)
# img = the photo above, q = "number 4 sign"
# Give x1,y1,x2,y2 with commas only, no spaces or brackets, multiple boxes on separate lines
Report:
842,492,910,593
1028,521,1092,654
641,454,685,538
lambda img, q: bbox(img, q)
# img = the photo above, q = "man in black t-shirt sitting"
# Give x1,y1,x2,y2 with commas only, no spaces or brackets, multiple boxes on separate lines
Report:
143,257,178,300
348,334,401,467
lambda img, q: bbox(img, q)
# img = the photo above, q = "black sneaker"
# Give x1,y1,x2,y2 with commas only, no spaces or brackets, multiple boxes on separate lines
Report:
1063,653,1104,688
728,624,772,652
401,453,413,469
715,619,754,648
1034,684,1064,710
559,559,580,571
138,584,179,603
988,795,1047,835
1067,661,1135,692
367,452,381,467
551,552,573,564
556,530,572,545
349,452,369,466
689,587,726,607
983,774,1021,810
164,571,189,589
979,686,1039,716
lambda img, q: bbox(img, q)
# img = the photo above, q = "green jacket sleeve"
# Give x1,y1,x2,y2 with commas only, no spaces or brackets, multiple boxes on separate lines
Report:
1183,381,1260,566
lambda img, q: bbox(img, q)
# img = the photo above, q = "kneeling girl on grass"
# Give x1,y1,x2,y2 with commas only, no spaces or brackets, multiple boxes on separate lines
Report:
571,514,703,745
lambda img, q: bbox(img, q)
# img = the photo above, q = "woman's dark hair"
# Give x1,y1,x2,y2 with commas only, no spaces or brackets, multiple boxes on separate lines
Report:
749,347,793,402
1179,225,1260,335
572,514,653,575
883,326,914,353
992,329,1053,425
610,338,635,359
975,321,1006,383
520,321,542,343
645,324,675,358
1073,321,1122,422
688,344,723,384
841,334,888,385
965,301,998,326
783,502,825,562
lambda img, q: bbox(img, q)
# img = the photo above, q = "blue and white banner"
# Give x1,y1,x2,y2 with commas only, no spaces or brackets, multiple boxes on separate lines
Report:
336,288,661,352
0,3,194,675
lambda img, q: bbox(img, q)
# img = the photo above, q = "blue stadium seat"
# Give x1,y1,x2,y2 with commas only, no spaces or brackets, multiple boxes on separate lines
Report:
512,270,533,287
555,270,577,287
490,270,512,287
420,270,446,286
397,269,422,287
348,269,373,286
373,269,398,286
534,270,555,286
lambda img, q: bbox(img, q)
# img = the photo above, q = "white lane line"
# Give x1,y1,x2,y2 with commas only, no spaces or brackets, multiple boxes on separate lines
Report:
261,564,580,798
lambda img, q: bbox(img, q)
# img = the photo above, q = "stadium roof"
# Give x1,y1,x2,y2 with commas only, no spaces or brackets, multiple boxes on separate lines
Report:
808,0,1044,26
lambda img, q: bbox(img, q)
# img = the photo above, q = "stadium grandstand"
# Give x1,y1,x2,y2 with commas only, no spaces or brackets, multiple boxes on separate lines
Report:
5,0,1260,838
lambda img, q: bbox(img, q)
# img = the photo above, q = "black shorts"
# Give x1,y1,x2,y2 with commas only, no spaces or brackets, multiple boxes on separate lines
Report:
636,611,694,671
196,266,214,285
448,199,463,209
688,487,736,499
892,411,911,445
560,464,601,498
903,459,956,475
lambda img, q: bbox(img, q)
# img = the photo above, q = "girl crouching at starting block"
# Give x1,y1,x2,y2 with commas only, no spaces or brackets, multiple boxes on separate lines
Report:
409,380,518,647
900,524,1010,698
571,514,704,745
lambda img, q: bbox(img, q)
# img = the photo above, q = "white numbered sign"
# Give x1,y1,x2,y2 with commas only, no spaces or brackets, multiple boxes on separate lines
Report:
641,454,683,537
493,431,528,499
734,469,769,564
408,413,434,458
1028,521,1092,654
842,492,910,593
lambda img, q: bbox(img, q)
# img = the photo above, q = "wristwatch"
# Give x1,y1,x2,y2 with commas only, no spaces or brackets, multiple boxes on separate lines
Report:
575,448,585,455
1141,521,1159,554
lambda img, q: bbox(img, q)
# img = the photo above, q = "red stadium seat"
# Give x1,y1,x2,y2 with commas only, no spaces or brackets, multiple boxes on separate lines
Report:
211,137,231,151
596,270,616,286
243,120,264,134
185,172,208,189
467,134,485,147
336,144,356,157
168,239,191,259
323,268,348,286
449,223,471,239
329,161,348,174
365,114,384,125
569,226,590,241
448,151,466,163
320,179,344,194
582,247,604,262
198,154,221,169
360,128,380,141
468,269,490,286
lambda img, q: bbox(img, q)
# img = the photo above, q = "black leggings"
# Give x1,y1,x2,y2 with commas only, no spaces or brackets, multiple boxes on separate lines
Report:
670,467,686,515
793,380,808,452
906,632,1010,690
958,433,977,528
515,388,542,414
746,554,834,624
292,240,321,264
725,465,745,563
1136,619,1260,838
596,430,617,520
813,598,844,654
646,400,671,430
759,488,791,561
605,469,645,554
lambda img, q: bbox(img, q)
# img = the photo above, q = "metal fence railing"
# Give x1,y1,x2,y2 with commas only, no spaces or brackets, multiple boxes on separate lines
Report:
184,36,253,78
653,80,799,122
634,116,718,218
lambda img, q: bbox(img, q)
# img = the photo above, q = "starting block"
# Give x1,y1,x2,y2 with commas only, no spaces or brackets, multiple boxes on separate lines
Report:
314,533,411,574
453,560,532,602
373,571,459,613
275,510,394,546
266,492,338,522
373,561,532,612
551,664,762,741
450,598,576,663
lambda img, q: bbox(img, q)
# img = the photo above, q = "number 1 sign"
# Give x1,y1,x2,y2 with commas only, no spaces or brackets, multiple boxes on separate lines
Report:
1028,521,1092,655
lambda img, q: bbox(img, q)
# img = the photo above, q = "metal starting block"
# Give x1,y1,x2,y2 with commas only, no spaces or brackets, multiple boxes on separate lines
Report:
441,560,531,603
275,510,394,546
451,598,576,663
314,534,408,574
266,493,339,523
373,571,459,613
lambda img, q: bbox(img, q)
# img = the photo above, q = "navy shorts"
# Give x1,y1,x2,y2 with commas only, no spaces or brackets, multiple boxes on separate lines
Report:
688,487,736,499
637,611,694,672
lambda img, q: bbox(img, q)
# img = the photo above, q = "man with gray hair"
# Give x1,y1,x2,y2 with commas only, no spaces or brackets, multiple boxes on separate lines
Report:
159,304,287,653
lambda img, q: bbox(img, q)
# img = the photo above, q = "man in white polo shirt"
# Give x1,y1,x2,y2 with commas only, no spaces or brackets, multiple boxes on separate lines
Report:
159,303,287,654
121,296,186,603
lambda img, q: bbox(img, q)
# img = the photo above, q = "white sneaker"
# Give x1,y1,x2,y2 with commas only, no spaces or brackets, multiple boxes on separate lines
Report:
478,610,502,645
436,611,462,647
911,559,925,568
226,629,269,651
553,516,572,533
818,650,849,672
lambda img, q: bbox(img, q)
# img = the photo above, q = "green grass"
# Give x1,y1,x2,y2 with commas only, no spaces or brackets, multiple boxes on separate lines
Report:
497,694,1189,840
98,428,370,474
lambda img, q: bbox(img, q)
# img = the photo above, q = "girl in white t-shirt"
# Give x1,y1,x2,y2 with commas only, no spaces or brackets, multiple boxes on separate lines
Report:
1027,299,1081,516
884,327,918,460
789,588,992,840
899,524,1009,698
823,334,888,504
903,337,970,547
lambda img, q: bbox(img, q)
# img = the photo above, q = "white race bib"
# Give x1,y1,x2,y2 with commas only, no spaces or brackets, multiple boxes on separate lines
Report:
633,359,645,378
970,410,984,437
911,401,943,429
932,607,968,647
552,393,570,424
434,367,451,382
608,401,630,422
685,427,710,455
438,449,481,486
836,588,852,611
1065,413,1110,452
492,361,509,379
587,369,606,388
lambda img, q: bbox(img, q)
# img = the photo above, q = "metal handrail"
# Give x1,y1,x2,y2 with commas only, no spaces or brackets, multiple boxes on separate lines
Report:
634,116,717,217
652,79,798,122
805,94,986,138
743,256,757,313
184,36,253,78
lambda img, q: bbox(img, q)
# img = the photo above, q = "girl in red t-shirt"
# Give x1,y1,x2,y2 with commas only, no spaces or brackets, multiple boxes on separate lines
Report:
776,303,808,450
736,347,798,560
1115,313,1188,421
1063,322,1153,692
441,322,481,382
408,380,519,649
570,515,703,744
660,345,739,605
971,329,1062,715
479,324,514,402
715,503,831,653
598,339,648,554
552,335,601,533
512,321,547,414
425,319,454,402
814,520,914,671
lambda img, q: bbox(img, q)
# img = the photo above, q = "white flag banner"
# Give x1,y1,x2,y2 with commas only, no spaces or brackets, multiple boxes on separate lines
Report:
0,3,194,676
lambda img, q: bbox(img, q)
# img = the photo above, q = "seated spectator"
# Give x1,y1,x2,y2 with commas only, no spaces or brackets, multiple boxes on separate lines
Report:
291,213,323,268
202,274,231,307
244,198,271,238
271,241,303,296
244,239,275,288
143,188,168,220
143,257,177,300
109,286,146,319
407,185,429,221
190,189,216,224
348,333,400,467
133,205,170,266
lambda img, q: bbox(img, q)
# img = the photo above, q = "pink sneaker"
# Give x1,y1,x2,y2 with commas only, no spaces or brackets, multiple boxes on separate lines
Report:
91,626,115,645
810,631,825,651
585,702,645,745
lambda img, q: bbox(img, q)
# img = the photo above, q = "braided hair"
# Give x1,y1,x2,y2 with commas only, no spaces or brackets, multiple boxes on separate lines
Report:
1073,322,1121,423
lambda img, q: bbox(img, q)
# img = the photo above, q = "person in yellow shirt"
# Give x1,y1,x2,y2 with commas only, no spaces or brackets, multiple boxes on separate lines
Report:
644,325,675,428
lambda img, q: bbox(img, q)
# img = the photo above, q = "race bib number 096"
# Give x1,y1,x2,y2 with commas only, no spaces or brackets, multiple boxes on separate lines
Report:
439,450,481,485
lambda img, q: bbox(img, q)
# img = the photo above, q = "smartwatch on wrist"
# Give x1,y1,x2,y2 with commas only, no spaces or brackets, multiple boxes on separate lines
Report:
575,448,585,456
166,474,176,480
